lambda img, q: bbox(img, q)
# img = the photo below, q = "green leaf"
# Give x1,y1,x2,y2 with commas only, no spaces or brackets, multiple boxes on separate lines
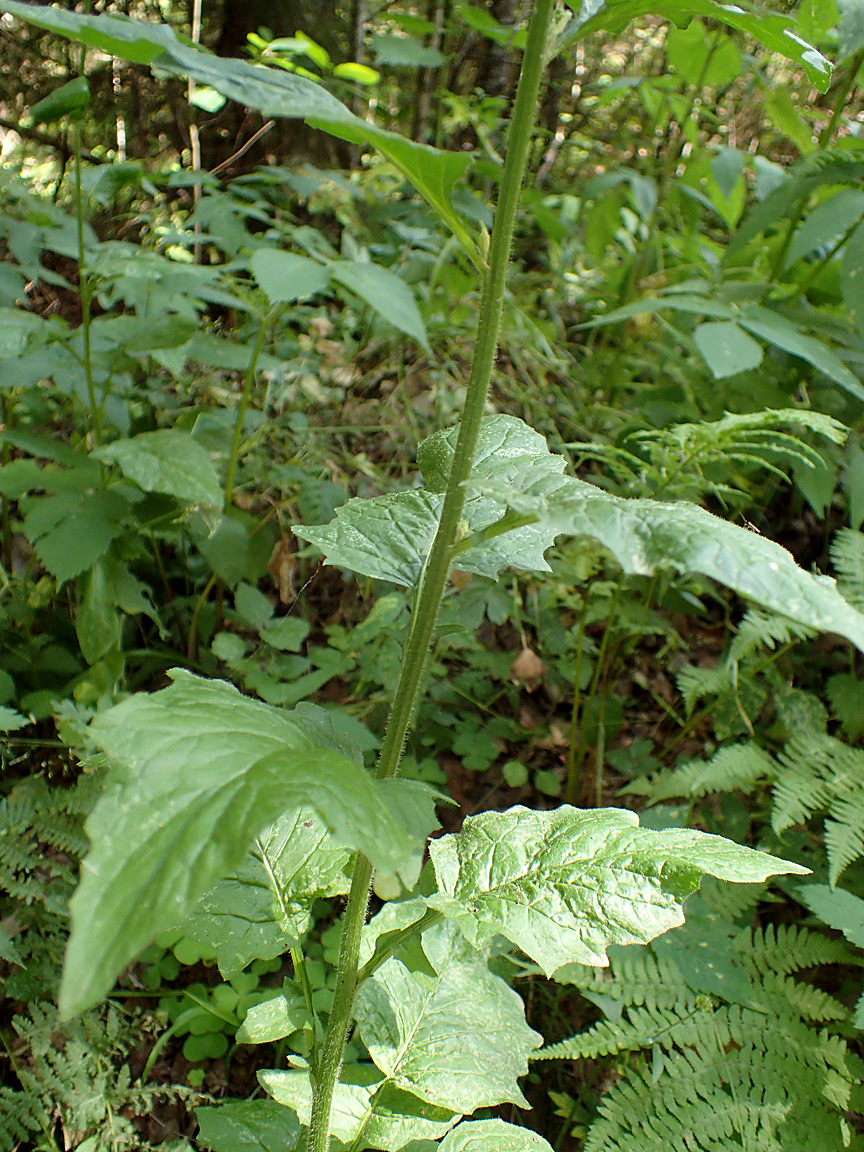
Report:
183,807,351,978
565,0,832,91
0,706,29,732
331,261,429,351
0,0,183,64
23,490,129,585
259,1073,459,1149
787,189,864,266
332,62,380,85
838,0,864,59
93,430,222,505
298,415,864,654
0,306,44,356
370,32,446,67
0,3,477,261
236,990,307,1044
196,1099,301,1152
437,1120,554,1152
197,513,250,586
797,883,864,948
827,672,864,740
29,76,91,124
355,919,541,1112
427,805,808,977
738,306,864,402
693,321,764,379
250,249,330,304
77,557,122,665
59,672,435,1017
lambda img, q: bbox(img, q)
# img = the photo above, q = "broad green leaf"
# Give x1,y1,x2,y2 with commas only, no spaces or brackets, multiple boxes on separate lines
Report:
296,490,441,587
250,249,330,304
666,20,741,88
23,490,129,585
437,1120,554,1152
183,807,351,978
838,0,864,59
371,32,446,67
355,919,541,1112
297,415,864,653
93,430,222,506
427,805,808,977
738,305,864,402
693,320,764,378
259,1073,459,1148
196,1099,301,1152
563,0,831,91
0,306,44,356
236,989,307,1044
196,513,250,586
797,884,864,948
331,261,429,351
59,672,435,1017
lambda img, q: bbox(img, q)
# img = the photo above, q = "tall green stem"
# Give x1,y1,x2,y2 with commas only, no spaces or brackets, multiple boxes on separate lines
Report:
223,314,273,511
306,3,555,1148
72,121,101,446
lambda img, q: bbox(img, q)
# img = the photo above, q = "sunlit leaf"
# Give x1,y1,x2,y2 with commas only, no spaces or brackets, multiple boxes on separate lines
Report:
428,805,808,976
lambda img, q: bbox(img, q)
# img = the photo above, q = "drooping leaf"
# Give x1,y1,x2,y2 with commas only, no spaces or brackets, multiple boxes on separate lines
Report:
183,807,351,978
250,249,330,305
93,430,222,506
297,415,864,653
59,672,435,1017
0,4,476,259
437,1120,555,1152
331,261,429,351
76,557,122,664
196,1099,301,1152
355,919,542,1113
737,306,864,402
259,1073,459,1149
427,805,808,977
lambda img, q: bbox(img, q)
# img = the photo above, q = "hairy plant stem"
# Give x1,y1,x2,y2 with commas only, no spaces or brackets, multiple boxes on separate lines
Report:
306,3,555,1148
72,120,101,447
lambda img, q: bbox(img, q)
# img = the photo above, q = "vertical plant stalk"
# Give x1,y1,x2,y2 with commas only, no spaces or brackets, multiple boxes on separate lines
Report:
306,3,556,1149
223,314,273,512
72,121,101,446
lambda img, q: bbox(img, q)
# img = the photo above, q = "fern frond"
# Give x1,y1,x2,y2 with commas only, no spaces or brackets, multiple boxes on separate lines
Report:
642,742,773,804
831,528,864,611
743,923,854,976
535,1002,709,1061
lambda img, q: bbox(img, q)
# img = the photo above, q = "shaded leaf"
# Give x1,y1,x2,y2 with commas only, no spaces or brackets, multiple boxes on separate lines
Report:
93,430,222,505
693,321,764,379
183,807,351,978
355,919,541,1112
196,1099,301,1152
259,1073,459,1149
427,805,808,976
23,490,129,584
797,883,864,948
59,672,434,1017
738,306,864,402
250,249,330,304
331,261,429,350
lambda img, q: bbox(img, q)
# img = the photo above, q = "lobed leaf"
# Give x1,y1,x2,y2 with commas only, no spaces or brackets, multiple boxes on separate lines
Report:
427,805,808,977
59,672,437,1017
